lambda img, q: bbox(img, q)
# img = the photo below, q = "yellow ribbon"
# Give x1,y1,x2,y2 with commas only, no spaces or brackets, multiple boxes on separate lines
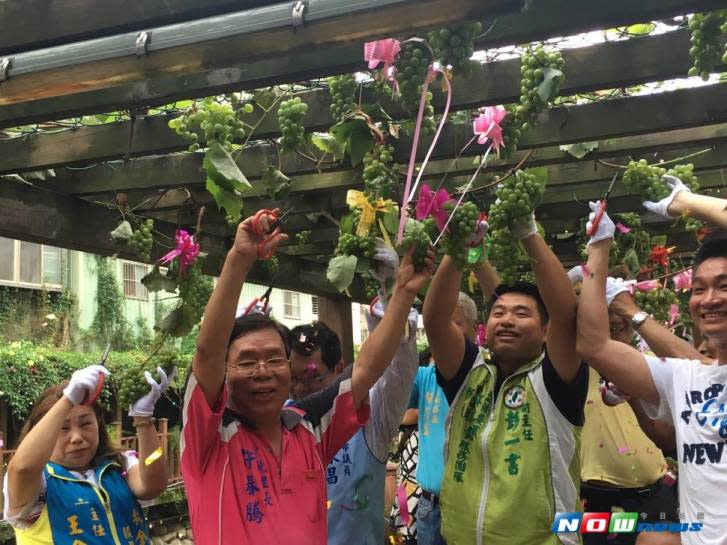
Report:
468,271,478,294
144,447,163,466
346,190,394,237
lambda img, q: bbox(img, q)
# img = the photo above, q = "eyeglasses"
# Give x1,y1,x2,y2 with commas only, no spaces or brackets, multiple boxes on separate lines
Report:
228,356,289,375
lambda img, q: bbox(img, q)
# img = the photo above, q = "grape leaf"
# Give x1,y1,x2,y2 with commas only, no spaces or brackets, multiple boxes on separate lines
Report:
326,255,358,291
559,141,599,159
206,177,243,222
623,248,640,275
355,258,371,274
537,68,563,103
203,143,252,193
261,166,291,201
156,305,196,337
141,265,179,293
382,208,400,235
340,214,354,235
651,235,667,247
311,134,346,159
110,220,133,243
330,119,375,167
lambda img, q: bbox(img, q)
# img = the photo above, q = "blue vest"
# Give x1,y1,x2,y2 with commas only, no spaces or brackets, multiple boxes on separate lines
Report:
34,460,151,545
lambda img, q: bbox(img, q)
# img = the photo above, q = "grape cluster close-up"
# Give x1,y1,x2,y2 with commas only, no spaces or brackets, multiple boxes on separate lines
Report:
116,350,179,410
687,11,727,81
487,226,523,284
516,46,565,131
427,21,482,77
439,201,479,271
128,218,154,261
488,170,546,230
363,143,399,199
336,233,376,259
328,75,357,123
635,287,678,325
399,221,432,271
497,105,524,159
168,97,253,153
278,97,309,152
177,262,214,325
395,42,436,136
622,160,668,202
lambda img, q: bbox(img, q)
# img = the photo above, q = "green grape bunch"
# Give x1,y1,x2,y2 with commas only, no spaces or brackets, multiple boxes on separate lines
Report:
427,21,483,77
687,11,727,81
295,230,312,246
168,97,253,152
498,104,524,159
634,287,678,325
363,143,399,199
399,221,432,271
622,159,668,202
278,97,309,152
487,226,522,284
488,170,546,231
395,41,436,136
439,201,479,271
328,75,357,123
363,275,380,299
177,262,214,325
667,163,703,232
117,350,180,410
336,233,376,259
516,46,565,130
128,218,154,261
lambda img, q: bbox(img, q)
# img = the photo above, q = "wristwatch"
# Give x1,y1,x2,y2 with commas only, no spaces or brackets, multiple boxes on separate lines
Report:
631,311,650,330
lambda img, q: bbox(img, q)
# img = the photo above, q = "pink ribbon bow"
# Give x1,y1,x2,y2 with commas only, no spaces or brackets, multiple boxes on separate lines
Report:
416,183,452,231
672,269,692,291
159,229,200,275
473,106,507,154
364,39,401,73
635,280,659,293
476,323,487,347
668,304,680,327
615,222,632,234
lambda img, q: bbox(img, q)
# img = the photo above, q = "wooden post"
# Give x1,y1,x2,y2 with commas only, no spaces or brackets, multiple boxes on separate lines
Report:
317,295,354,366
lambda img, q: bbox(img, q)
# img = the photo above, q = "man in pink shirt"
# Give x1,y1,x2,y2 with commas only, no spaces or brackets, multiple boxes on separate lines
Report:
181,210,433,545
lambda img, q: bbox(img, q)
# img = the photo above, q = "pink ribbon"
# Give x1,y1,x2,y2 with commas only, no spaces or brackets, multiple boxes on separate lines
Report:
396,485,410,525
398,63,453,243
476,323,487,347
364,39,401,72
158,229,200,275
668,304,680,327
633,280,659,293
473,106,506,154
305,362,318,378
416,184,452,231
672,269,692,291
615,222,632,234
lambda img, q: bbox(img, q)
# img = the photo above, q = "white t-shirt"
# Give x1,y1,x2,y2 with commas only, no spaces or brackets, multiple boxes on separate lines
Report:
642,356,727,545
2,451,140,529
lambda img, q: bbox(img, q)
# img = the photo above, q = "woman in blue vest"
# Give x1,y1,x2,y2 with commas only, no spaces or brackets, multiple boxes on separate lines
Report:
3,363,174,545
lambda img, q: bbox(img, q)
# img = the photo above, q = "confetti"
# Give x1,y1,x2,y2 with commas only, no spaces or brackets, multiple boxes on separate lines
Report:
145,447,163,466
598,442,604,448
586,400,594,405
327,500,332,510
618,447,629,454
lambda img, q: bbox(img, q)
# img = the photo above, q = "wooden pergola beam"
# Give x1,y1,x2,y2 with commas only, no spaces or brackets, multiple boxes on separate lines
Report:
47,83,727,197
1,0,725,130
1,28,723,174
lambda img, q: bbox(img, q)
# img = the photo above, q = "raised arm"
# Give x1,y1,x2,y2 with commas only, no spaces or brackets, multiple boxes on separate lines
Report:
193,211,287,407
609,291,712,364
352,247,433,408
422,254,467,381
576,207,659,405
644,174,727,229
474,255,502,303
517,217,580,382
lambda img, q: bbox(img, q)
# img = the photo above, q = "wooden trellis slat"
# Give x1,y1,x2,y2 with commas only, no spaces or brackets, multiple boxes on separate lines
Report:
1,28,723,174
1,0,726,130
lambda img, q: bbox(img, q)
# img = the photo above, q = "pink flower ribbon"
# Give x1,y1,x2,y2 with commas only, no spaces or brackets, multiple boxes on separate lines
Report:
473,106,507,154
364,39,401,72
615,222,632,234
668,304,680,327
158,229,200,275
476,323,487,347
416,184,452,231
672,269,692,291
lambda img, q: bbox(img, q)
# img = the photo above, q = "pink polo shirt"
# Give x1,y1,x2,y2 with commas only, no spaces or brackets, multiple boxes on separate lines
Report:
181,371,369,545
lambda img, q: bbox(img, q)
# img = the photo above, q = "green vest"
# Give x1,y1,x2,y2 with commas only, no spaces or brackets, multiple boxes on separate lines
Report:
441,349,582,545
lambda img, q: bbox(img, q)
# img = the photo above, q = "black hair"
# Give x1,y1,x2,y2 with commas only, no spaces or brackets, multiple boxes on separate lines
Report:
288,321,342,370
692,230,727,276
227,314,291,356
418,348,432,367
491,281,549,325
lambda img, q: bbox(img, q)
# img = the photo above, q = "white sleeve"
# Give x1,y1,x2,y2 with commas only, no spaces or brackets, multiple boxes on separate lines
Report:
122,450,140,472
364,308,420,463
3,472,46,529
641,356,681,424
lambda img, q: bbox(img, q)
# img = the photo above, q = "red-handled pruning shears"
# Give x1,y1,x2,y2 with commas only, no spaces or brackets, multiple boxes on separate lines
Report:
587,170,619,237
242,284,274,316
83,343,111,406
250,206,295,259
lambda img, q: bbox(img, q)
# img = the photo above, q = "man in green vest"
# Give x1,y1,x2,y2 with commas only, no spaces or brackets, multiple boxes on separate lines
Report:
422,216,588,545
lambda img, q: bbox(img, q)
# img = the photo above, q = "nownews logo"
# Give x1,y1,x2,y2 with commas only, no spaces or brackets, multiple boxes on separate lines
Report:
552,513,704,534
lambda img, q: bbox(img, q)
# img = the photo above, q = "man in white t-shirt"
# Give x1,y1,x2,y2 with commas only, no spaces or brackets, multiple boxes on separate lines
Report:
577,202,727,545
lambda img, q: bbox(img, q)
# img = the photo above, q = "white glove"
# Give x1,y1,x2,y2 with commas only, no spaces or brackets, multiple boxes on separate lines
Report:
586,201,615,246
512,213,538,241
129,366,178,417
567,265,585,285
465,219,489,247
370,238,399,284
63,365,110,405
600,380,631,407
605,277,630,306
643,175,690,219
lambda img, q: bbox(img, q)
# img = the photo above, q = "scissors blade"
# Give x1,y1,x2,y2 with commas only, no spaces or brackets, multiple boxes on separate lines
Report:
99,342,112,365
604,170,619,200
